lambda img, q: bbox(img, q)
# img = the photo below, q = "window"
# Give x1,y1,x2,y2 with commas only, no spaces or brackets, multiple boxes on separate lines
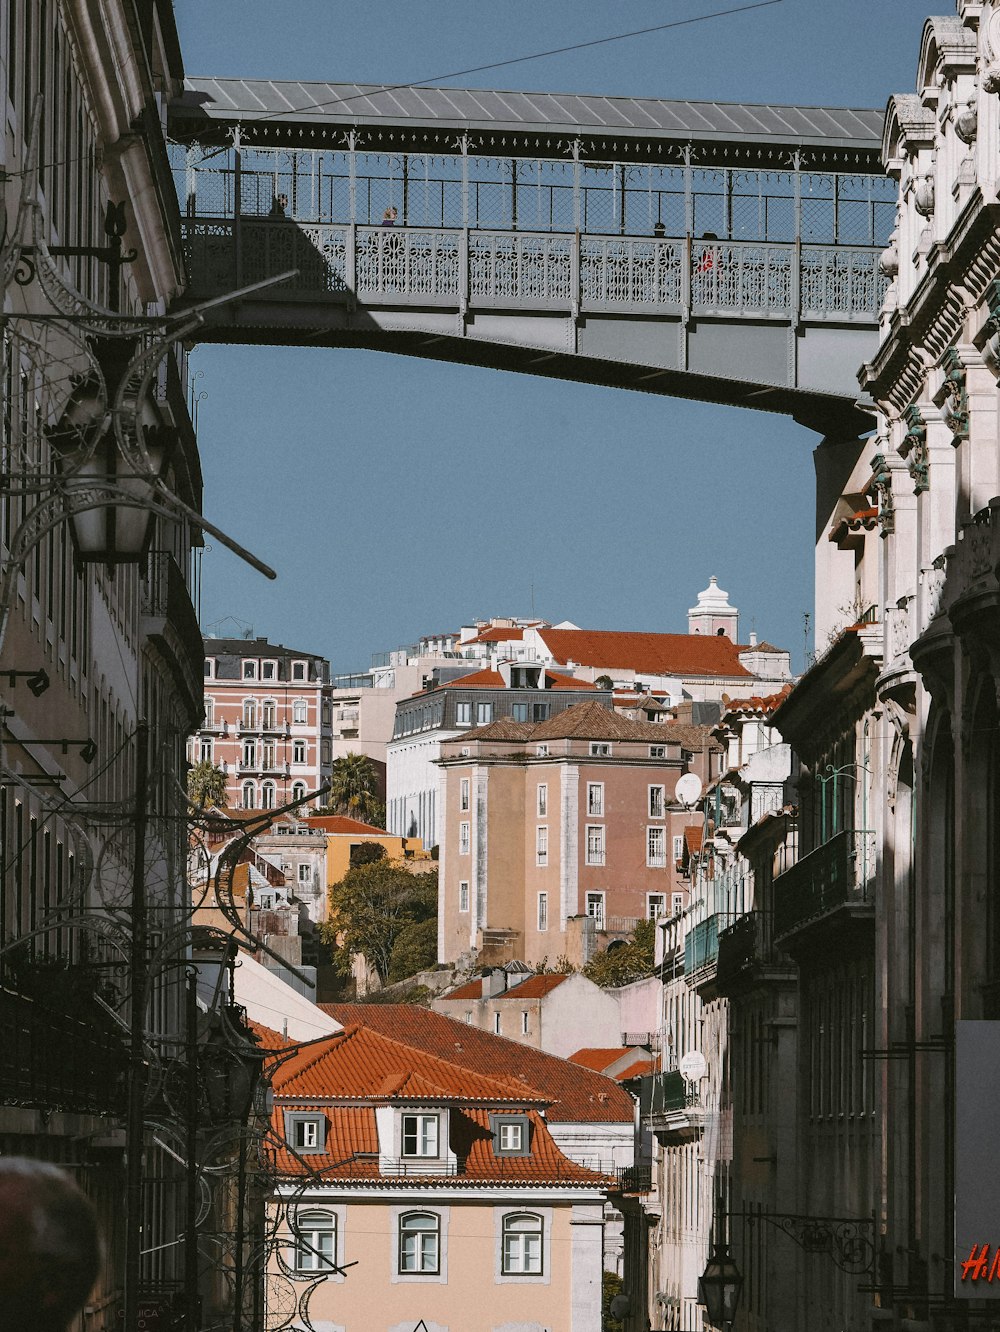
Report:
647,893,667,920
293,661,307,681
536,826,548,866
398,1212,440,1274
589,742,611,757
586,825,605,866
199,737,213,763
262,661,276,680
459,822,470,855
292,699,307,724
262,741,275,769
262,700,276,728
532,702,549,722
459,881,470,912
460,777,470,811
512,702,529,722
494,1012,501,1034
649,785,665,818
672,891,685,916
292,1210,336,1273
293,740,306,764
502,1213,543,1275
520,1012,529,1037
536,744,549,758
242,700,257,729
203,698,215,728
242,740,256,768
647,826,666,867
284,1112,327,1154
586,892,606,929
292,781,307,804
492,1114,530,1155
537,784,547,816
402,1114,439,1157
298,863,312,884
476,702,493,725
649,745,666,758
673,835,685,863
537,891,548,932
587,783,604,816
456,701,472,725
261,781,276,809
241,781,255,810
243,660,256,679
204,659,213,678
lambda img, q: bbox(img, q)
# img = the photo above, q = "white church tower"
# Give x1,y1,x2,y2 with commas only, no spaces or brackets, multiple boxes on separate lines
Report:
687,576,739,639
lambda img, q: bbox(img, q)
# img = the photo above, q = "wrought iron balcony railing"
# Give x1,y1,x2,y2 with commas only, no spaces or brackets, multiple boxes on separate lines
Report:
773,829,876,939
715,910,796,994
684,914,720,984
615,1164,653,1194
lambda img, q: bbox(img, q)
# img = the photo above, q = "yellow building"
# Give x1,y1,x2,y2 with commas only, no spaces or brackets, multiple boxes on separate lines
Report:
305,814,430,889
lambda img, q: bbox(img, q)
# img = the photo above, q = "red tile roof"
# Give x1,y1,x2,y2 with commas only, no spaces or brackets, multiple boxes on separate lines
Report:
425,666,593,693
720,683,794,718
273,1024,549,1105
538,628,755,678
684,825,704,854
304,815,390,835
439,978,485,1001
568,1048,630,1072
321,1005,634,1123
614,1058,654,1081
505,973,570,999
270,1105,607,1186
464,627,526,643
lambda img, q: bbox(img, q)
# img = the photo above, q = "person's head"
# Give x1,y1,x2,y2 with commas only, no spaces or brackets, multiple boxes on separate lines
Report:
0,1158,101,1331
384,206,397,220
278,193,288,208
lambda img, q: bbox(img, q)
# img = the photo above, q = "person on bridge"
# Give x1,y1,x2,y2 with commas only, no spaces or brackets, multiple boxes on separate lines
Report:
269,192,288,218
696,231,719,274
0,1158,101,1330
381,206,398,226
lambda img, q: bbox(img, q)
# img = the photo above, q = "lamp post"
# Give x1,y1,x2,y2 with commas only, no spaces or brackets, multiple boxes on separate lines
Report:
698,1243,743,1332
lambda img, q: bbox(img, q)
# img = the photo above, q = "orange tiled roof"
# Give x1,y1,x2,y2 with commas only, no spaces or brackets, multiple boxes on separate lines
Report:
568,1048,631,1072
272,1024,551,1105
425,666,593,693
538,628,757,678
438,978,485,1001
321,1005,633,1124
269,1105,607,1186
464,626,526,643
684,825,704,855
505,973,569,999
614,1058,654,1081
304,815,389,835
721,683,794,718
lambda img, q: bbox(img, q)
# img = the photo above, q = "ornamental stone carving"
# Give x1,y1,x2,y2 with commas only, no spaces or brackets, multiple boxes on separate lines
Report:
879,232,900,278
914,174,936,217
939,347,970,439
955,98,979,144
868,453,896,534
900,404,930,494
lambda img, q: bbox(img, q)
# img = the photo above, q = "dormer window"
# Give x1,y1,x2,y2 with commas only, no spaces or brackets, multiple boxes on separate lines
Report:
262,661,276,679
292,661,307,681
491,1113,531,1156
243,661,256,680
402,1112,439,1157
590,742,611,757
283,1112,327,1154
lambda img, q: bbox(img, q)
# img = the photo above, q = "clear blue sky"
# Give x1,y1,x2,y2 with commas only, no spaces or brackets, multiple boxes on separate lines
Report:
173,0,934,674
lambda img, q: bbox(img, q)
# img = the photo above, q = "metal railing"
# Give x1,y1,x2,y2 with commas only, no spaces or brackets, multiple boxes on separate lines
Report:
615,1164,653,1194
715,910,795,990
645,1070,701,1117
684,914,721,979
773,829,876,938
141,550,204,686
181,218,888,323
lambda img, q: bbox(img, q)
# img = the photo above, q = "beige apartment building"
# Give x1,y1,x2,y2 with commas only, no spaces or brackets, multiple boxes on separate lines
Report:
436,701,722,967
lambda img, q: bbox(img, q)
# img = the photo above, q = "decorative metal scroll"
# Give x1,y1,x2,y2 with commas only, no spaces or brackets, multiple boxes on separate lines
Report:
739,1211,876,1275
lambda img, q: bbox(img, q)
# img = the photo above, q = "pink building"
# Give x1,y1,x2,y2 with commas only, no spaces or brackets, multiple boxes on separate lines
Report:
193,635,332,811
436,701,723,967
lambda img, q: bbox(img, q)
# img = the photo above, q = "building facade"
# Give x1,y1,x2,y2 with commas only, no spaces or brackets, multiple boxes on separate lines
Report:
195,634,332,812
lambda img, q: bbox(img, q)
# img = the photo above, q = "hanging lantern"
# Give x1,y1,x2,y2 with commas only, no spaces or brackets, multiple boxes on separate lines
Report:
698,1243,744,1329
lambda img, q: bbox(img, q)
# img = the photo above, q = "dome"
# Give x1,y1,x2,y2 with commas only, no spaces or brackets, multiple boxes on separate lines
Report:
688,576,735,617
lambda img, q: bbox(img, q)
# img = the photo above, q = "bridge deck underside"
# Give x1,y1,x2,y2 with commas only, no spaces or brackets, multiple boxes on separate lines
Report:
180,219,881,433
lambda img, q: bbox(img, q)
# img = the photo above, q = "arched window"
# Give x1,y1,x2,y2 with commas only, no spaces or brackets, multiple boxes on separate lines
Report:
398,1212,439,1274
242,699,257,728
291,1209,336,1273
292,699,308,724
262,699,276,728
261,781,276,810
203,698,214,728
501,1213,543,1274
242,740,256,769
293,739,307,764
242,781,256,810
292,782,307,805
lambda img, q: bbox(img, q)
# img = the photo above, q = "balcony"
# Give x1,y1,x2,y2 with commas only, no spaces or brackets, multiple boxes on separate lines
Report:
684,914,721,992
773,829,876,943
643,1070,705,1142
715,911,796,996
614,1164,653,1194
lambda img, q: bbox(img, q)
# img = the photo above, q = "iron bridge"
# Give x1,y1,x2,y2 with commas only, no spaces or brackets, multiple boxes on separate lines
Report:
168,80,896,432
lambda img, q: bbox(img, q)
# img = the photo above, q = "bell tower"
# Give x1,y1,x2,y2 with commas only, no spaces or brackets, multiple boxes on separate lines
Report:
688,576,739,639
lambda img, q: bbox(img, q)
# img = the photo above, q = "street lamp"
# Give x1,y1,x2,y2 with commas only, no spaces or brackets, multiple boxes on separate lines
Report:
698,1243,743,1331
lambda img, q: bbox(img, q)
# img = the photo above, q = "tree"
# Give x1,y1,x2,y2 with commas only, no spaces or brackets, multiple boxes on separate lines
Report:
583,918,656,988
602,1270,626,1331
187,760,228,810
323,861,438,985
322,752,383,825
595,674,615,691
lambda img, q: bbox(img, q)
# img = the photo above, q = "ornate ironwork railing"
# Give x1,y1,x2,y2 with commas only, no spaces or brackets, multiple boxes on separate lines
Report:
715,910,796,992
772,829,876,938
181,218,887,322
615,1163,653,1194
684,914,720,980
645,1070,701,1117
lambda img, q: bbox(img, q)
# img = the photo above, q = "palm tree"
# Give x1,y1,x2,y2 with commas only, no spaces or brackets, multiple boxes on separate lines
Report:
187,760,228,810
324,752,381,824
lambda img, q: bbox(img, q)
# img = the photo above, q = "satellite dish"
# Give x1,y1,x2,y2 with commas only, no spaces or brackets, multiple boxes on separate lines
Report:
678,1050,708,1082
674,773,703,808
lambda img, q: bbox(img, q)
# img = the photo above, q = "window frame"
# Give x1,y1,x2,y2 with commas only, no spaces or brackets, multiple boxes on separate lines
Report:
647,825,666,868
476,701,493,725
458,880,470,913
589,741,611,757
585,891,606,929
396,1210,441,1276
585,824,605,866
459,777,470,812
292,699,308,724
456,700,472,726
648,784,665,819
401,1112,440,1159
587,782,604,816
289,1208,338,1275
283,1111,327,1156
293,739,307,764
459,821,471,856
536,824,548,867
490,1113,531,1157
647,892,667,920
537,891,548,932
499,1211,545,1277
649,744,666,758
536,783,547,816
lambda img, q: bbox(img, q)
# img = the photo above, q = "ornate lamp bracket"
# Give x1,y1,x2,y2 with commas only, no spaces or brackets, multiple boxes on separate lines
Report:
868,452,896,534
735,1212,876,1276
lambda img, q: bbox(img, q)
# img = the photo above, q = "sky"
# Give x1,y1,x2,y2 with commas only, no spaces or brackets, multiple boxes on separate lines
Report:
172,0,936,675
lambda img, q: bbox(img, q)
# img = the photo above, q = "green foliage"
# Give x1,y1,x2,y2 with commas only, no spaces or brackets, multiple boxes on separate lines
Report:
322,752,383,825
602,1270,625,1331
583,918,656,988
350,841,388,868
327,861,438,985
187,760,228,810
595,674,615,691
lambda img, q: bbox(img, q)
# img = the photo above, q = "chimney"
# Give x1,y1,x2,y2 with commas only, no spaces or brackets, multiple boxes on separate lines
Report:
486,966,508,998
748,632,758,648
